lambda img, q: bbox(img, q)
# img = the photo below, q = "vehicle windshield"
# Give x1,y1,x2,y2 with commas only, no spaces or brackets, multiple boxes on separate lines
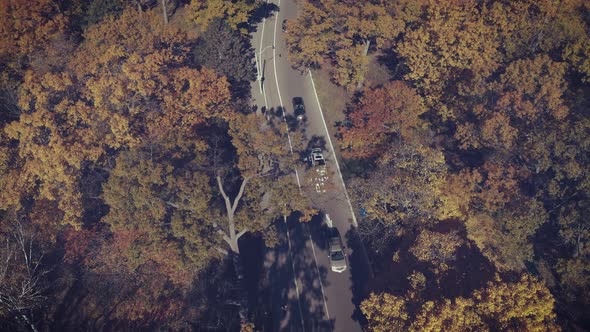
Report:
331,251,344,261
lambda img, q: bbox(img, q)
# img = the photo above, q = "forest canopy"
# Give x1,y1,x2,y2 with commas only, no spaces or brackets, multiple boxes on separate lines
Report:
284,0,590,330
1,0,589,330
0,0,307,330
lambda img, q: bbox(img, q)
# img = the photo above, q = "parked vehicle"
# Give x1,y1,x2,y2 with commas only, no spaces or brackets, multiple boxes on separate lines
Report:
308,148,328,193
309,148,326,167
325,215,347,273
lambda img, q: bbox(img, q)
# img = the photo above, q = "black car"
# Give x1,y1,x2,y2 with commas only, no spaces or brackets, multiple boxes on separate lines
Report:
292,97,306,121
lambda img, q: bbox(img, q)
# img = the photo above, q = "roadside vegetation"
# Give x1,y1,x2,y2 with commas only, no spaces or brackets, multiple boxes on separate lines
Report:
2,0,589,330
287,0,590,330
0,0,313,330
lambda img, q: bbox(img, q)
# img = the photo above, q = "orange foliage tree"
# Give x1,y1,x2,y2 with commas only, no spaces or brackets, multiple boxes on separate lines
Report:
3,8,231,228
340,81,427,159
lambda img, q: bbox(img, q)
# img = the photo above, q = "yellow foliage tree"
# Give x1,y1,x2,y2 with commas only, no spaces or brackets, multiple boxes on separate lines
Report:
474,274,560,331
361,292,409,332
3,8,232,228
287,0,404,87
187,0,260,33
396,0,500,112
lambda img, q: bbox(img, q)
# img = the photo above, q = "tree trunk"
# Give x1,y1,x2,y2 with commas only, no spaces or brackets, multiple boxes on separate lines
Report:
231,251,248,324
356,39,371,91
161,0,169,25
21,313,38,332
215,175,252,325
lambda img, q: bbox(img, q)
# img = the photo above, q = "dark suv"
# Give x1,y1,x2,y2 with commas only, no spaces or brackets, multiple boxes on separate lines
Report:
292,97,306,121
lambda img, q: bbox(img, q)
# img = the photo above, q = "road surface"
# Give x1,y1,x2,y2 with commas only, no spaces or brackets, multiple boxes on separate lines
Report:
250,1,372,331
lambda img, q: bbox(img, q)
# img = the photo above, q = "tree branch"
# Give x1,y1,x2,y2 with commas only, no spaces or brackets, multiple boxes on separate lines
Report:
231,175,252,214
215,247,229,256
216,176,234,215
236,228,248,240
211,221,231,245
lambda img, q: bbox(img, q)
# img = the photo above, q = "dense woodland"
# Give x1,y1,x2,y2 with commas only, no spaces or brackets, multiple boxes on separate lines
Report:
0,0,589,331
0,0,314,330
286,0,590,330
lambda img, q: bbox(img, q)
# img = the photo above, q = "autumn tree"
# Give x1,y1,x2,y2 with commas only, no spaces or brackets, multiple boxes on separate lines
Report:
285,1,337,70
286,0,405,88
265,176,317,223
192,19,255,96
411,297,485,332
395,0,500,113
448,56,573,272
340,81,427,159
217,113,297,253
473,275,560,331
362,274,559,332
361,292,409,332
456,55,568,158
436,162,548,272
4,8,232,228
410,230,463,274
203,113,303,324
327,0,405,88
100,145,219,281
187,0,260,33
435,169,481,221
466,199,548,272
84,0,127,25
91,138,225,323
0,0,68,76
349,138,446,231
556,200,590,300
488,0,589,63
0,219,48,332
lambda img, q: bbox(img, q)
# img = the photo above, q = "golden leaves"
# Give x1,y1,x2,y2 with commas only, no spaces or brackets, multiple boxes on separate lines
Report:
410,229,463,273
397,0,500,102
361,293,409,332
474,274,560,331
363,274,559,332
187,0,259,33
286,0,404,86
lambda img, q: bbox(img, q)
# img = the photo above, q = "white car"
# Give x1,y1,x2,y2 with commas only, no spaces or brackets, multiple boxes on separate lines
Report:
325,215,347,273
310,148,326,166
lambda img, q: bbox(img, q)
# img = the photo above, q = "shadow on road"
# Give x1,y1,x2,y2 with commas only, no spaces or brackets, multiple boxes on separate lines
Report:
306,214,372,327
286,215,335,331
247,3,280,32
344,227,371,325
243,216,336,331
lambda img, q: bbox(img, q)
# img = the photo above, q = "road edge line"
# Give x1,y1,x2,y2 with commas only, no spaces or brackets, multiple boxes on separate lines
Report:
284,217,306,331
308,70,358,227
272,0,302,188
306,225,331,321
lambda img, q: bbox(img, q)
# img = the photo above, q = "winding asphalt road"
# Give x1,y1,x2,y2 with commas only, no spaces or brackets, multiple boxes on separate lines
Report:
250,1,372,331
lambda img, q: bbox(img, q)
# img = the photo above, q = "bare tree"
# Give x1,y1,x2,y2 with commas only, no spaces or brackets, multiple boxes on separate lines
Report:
0,220,48,332
357,218,398,254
